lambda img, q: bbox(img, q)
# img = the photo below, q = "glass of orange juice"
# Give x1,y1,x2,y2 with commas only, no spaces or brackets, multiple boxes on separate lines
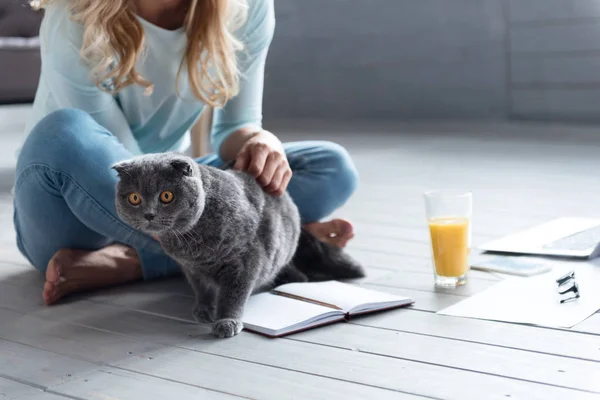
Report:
424,190,472,287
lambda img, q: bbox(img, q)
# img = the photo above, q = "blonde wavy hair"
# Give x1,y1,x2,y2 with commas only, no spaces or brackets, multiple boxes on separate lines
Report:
32,0,248,107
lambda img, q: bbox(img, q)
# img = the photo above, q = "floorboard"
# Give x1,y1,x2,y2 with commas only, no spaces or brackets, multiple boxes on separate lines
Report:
0,339,99,389
350,309,600,362
3,293,587,400
50,368,244,400
72,289,600,397
291,324,600,393
0,378,71,400
2,114,600,399
114,346,424,400
0,282,47,314
0,308,166,365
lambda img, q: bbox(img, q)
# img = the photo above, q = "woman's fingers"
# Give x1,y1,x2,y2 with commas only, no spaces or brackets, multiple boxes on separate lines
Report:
233,148,251,172
279,169,293,194
259,153,283,187
232,138,292,194
265,164,285,193
246,143,269,178
267,167,292,196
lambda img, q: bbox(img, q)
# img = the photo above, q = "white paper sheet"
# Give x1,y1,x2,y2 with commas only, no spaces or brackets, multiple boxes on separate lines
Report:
437,263,600,328
275,280,411,312
243,292,340,332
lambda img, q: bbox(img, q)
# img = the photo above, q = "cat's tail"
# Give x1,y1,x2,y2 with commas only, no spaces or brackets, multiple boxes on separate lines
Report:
292,227,366,281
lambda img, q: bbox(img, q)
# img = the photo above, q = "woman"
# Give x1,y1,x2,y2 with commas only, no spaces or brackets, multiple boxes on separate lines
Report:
14,0,358,305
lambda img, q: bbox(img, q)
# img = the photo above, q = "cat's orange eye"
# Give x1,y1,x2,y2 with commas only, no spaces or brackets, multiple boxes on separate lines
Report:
128,192,142,205
160,191,174,204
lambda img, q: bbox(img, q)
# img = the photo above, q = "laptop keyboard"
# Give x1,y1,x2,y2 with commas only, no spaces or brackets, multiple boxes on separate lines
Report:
543,225,600,251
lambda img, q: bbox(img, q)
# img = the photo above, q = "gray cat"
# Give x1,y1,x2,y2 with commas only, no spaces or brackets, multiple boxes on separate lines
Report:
112,152,364,338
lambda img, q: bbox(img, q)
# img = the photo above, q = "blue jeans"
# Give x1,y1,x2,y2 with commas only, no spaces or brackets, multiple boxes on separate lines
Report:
13,109,359,280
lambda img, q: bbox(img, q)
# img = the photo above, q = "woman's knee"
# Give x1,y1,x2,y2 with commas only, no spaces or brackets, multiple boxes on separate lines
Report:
17,108,110,173
287,141,359,222
316,142,359,200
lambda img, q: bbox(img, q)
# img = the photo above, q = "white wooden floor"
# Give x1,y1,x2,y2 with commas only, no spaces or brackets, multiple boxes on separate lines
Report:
1,106,600,399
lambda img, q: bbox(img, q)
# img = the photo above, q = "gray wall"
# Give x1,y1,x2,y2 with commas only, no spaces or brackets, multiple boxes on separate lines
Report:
509,0,600,122
263,0,600,122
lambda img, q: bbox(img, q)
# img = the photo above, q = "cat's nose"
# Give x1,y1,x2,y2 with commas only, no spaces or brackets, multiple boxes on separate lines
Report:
144,213,155,221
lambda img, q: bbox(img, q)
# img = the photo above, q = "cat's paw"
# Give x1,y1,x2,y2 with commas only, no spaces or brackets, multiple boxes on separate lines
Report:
193,305,216,324
212,318,244,338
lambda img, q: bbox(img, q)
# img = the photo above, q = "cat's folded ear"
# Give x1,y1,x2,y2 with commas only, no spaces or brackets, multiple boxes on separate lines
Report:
111,161,133,178
170,159,193,177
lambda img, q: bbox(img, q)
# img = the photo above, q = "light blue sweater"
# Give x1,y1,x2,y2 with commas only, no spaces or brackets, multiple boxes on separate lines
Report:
25,0,275,156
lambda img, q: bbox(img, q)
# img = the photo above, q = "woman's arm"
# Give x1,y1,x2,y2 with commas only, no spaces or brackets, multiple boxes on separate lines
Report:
210,0,275,159
210,0,290,195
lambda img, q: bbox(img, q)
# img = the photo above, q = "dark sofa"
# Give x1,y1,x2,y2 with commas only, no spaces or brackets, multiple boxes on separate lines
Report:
0,0,43,104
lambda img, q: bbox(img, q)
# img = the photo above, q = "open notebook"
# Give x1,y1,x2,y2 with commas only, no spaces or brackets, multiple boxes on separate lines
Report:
242,281,414,337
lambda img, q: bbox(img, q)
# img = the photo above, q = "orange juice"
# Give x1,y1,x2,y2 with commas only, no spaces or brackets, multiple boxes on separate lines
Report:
428,217,470,277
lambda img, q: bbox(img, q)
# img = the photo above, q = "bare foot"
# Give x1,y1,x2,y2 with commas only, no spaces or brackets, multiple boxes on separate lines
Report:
43,244,143,305
304,218,355,248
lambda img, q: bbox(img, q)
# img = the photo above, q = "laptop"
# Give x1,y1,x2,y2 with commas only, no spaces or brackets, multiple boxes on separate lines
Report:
479,217,600,259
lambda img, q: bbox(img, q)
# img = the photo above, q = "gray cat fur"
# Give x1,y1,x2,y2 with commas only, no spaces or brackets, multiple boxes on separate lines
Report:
113,152,364,338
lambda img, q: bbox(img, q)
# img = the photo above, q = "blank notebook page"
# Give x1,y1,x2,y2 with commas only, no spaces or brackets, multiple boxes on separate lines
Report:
275,281,408,312
243,292,341,331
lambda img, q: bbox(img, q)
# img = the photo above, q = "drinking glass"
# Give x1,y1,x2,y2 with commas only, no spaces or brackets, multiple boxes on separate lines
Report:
424,190,472,287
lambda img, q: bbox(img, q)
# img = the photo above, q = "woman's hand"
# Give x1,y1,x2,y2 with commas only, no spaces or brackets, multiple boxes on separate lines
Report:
232,131,292,196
